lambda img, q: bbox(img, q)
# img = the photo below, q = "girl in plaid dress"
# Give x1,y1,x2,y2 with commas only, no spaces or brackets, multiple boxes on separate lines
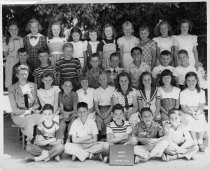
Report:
139,25,157,70
23,18,47,68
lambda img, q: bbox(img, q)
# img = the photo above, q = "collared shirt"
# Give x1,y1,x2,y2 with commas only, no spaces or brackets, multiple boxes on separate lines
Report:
69,118,98,137
94,86,115,106
126,62,150,88
27,33,43,46
180,88,206,107
113,88,137,109
59,91,78,112
106,120,132,138
132,120,165,138
8,82,39,115
77,87,95,109
166,123,193,145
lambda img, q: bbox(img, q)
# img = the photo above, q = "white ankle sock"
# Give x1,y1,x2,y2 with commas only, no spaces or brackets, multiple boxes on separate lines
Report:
35,150,49,161
197,139,203,145
193,139,198,145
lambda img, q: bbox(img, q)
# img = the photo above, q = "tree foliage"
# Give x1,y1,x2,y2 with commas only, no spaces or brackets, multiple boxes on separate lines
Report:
3,2,206,37
2,2,206,68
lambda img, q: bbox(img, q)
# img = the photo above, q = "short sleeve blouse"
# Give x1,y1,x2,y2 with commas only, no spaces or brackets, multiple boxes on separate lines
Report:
180,88,205,107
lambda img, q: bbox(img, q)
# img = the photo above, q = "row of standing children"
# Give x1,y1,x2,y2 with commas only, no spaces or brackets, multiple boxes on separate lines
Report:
3,18,202,89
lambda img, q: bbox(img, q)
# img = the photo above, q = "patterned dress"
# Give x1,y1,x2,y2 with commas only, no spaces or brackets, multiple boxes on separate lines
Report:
113,88,140,128
23,34,47,68
139,39,156,68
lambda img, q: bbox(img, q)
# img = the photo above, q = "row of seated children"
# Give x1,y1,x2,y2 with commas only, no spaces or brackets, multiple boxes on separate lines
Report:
25,103,199,163
4,18,201,90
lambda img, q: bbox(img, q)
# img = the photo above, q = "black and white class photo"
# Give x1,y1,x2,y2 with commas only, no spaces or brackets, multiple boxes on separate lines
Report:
0,1,209,170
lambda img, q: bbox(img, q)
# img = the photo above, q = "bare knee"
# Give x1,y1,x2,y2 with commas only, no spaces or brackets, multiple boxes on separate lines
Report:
55,143,65,153
129,136,138,145
103,142,110,151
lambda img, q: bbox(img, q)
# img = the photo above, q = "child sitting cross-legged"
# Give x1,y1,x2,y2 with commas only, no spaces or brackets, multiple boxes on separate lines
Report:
102,104,137,163
64,102,104,162
132,107,169,163
25,104,64,162
162,108,199,161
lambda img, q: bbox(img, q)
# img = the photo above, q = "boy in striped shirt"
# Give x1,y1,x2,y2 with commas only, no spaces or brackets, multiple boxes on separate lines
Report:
56,43,82,88
102,104,137,163
33,47,57,88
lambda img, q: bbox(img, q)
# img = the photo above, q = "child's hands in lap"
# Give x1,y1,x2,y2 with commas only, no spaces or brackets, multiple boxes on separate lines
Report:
177,147,187,154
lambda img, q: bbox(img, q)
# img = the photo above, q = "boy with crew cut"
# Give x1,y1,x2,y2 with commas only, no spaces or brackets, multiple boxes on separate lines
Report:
12,47,35,84
85,53,103,89
56,42,82,88
102,104,137,163
33,47,57,88
25,104,64,162
173,49,197,90
64,102,104,162
152,50,174,79
132,107,169,163
162,108,199,161
126,47,150,89
106,52,124,86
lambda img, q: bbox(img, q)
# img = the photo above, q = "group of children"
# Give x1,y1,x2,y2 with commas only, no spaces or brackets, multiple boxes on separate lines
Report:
4,17,208,164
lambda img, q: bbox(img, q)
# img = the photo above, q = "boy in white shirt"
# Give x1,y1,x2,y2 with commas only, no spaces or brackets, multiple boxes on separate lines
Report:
162,108,199,161
152,50,174,81
126,47,150,88
173,50,197,90
64,102,104,162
